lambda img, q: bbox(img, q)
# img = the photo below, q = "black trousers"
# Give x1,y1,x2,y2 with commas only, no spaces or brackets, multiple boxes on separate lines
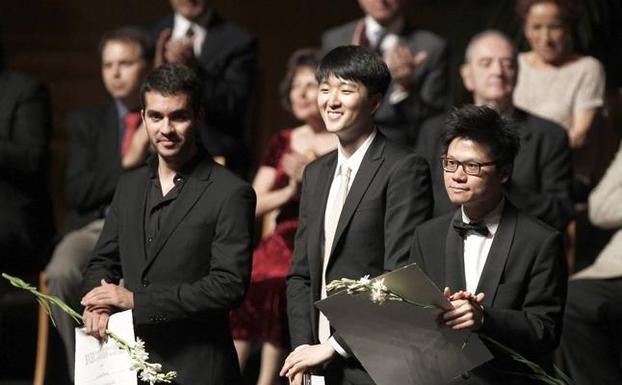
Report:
561,278,622,385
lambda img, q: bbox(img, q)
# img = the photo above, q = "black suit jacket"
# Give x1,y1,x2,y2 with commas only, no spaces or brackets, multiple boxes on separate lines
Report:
322,20,448,145
0,70,54,272
82,154,256,385
287,133,433,384
410,204,567,384
63,100,123,233
151,12,258,170
416,109,574,231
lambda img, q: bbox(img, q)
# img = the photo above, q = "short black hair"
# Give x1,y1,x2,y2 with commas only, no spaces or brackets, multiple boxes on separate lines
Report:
98,26,154,62
316,45,391,98
279,48,323,112
441,105,520,170
140,63,201,114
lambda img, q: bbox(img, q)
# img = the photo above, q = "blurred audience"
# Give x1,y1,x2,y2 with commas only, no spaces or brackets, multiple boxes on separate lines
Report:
45,27,153,379
0,49,55,274
152,0,258,175
229,48,337,385
561,139,622,385
513,0,606,196
322,0,448,146
416,30,573,231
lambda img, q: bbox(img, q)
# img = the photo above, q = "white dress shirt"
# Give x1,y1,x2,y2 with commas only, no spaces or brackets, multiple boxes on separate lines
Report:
461,199,504,293
172,12,209,57
321,129,377,356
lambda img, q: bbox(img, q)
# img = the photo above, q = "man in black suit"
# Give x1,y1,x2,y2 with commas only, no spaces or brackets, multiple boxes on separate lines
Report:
281,45,433,385
416,30,573,232
322,0,448,146
411,105,567,384
45,27,153,378
80,63,255,384
0,67,54,274
152,0,258,174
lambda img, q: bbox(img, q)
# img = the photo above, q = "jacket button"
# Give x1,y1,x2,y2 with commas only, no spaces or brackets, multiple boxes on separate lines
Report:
142,279,150,287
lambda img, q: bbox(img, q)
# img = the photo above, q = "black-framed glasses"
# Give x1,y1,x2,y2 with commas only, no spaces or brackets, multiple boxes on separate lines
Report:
440,156,496,176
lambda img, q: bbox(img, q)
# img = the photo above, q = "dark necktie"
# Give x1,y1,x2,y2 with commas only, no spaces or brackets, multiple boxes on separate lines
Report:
452,217,490,238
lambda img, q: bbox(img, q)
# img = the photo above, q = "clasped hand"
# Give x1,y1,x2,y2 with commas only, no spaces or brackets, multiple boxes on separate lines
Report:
439,287,485,331
80,279,134,340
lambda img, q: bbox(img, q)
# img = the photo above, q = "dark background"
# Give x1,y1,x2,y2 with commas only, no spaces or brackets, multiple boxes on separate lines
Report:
0,1,620,383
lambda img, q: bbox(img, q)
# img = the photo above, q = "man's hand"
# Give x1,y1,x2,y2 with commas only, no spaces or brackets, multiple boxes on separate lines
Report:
280,343,336,382
82,305,112,340
385,46,428,90
440,287,485,331
81,279,135,310
164,38,196,66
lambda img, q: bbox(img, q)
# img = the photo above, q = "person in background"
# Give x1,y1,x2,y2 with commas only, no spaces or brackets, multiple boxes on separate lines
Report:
322,0,448,146
513,0,605,194
230,48,337,385
45,27,153,379
0,44,55,274
561,139,622,385
152,0,258,175
416,30,573,232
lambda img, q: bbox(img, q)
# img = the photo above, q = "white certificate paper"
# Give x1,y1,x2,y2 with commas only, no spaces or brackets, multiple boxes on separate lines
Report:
75,310,138,385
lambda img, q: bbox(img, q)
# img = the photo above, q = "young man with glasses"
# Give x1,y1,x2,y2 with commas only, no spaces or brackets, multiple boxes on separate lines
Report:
410,105,567,384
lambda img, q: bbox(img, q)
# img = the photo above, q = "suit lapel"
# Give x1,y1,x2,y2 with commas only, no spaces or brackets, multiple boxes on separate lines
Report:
475,204,517,307
310,153,337,291
328,134,384,260
445,210,466,291
103,102,121,164
142,157,214,274
132,167,149,268
199,13,224,69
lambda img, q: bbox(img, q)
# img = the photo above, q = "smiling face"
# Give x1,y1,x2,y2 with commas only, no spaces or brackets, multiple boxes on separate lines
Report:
101,40,148,108
289,66,320,123
443,137,509,218
461,34,517,107
524,1,568,64
317,74,380,144
142,91,198,164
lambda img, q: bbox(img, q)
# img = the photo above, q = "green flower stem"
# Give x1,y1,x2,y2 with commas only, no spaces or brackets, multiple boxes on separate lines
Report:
2,272,177,384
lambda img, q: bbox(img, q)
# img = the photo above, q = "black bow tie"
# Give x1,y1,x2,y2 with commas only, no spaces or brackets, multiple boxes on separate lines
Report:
452,217,490,238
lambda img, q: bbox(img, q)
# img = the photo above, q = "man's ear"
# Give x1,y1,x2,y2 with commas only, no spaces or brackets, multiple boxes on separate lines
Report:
370,94,383,115
460,64,474,92
499,165,512,185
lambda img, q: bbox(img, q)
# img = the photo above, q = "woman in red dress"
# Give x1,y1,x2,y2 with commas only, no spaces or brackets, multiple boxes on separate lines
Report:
230,49,337,385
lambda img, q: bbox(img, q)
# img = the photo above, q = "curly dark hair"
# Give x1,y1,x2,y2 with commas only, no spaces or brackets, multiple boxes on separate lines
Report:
516,0,580,26
441,105,520,172
279,48,323,112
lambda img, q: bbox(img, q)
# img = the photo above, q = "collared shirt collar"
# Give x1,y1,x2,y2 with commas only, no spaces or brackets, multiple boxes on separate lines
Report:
335,128,377,180
364,15,404,50
114,99,129,121
172,10,211,56
147,148,204,181
461,198,505,237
